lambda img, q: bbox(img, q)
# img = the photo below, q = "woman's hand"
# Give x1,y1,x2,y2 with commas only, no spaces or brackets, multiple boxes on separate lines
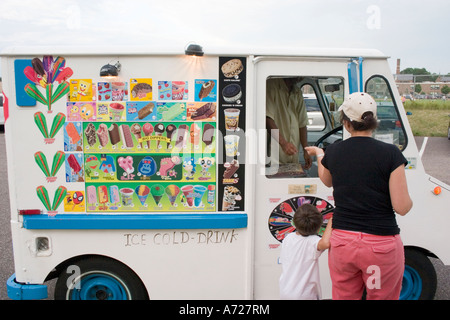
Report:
304,146,324,157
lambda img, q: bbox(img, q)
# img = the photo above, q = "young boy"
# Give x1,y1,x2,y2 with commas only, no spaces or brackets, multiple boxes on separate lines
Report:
279,203,332,300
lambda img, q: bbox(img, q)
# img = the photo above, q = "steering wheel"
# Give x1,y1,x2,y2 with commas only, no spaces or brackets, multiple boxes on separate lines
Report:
314,125,343,147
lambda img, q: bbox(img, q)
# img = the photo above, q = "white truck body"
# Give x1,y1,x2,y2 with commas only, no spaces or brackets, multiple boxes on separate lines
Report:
2,46,449,300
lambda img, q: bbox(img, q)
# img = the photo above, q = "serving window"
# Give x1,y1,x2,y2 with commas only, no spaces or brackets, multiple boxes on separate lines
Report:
265,76,344,179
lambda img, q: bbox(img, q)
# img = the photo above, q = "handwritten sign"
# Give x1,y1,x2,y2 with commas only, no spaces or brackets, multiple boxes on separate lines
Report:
124,229,239,246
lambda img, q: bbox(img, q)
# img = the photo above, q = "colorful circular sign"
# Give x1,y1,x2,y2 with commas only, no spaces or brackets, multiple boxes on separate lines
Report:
268,196,334,242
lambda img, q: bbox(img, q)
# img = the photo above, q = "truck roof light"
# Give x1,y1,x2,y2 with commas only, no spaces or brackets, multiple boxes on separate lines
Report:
185,43,204,57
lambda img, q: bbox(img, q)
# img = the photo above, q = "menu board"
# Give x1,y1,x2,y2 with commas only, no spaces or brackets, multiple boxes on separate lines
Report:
25,55,246,215
217,57,246,212
62,78,218,213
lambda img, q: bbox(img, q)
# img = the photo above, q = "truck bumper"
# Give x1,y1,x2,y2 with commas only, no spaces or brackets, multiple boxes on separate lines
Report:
7,274,48,300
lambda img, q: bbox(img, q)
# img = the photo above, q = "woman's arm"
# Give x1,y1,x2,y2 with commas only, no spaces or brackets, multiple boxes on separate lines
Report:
317,217,333,251
389,164,413,216
305,146,333,187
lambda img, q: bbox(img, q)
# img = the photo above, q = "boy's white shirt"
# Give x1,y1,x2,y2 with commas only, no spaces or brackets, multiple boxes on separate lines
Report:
279,232,323,300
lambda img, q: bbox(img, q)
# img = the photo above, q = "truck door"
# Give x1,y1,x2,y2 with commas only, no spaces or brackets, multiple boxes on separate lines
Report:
252,56,349,299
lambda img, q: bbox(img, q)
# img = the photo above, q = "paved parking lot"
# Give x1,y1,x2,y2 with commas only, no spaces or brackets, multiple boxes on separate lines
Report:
0,132,449,300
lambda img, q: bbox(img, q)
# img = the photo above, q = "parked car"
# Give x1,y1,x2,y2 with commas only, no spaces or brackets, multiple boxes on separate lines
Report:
0,93,4,126
303,93,325,131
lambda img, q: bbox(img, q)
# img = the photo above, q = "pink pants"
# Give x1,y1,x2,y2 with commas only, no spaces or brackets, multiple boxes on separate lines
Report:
328,229,404,300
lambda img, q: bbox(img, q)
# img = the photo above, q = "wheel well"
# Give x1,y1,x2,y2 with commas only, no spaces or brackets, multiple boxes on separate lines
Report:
404,245,439,260
44,254,148,296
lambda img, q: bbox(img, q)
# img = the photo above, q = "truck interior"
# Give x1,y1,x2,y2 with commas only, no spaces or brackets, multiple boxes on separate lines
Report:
266,75,407,179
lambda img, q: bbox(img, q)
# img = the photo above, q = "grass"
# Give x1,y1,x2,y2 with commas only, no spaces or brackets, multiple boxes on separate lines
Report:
404,100,450,137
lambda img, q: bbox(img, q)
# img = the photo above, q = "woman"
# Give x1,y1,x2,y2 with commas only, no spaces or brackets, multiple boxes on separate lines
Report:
305,92,413,300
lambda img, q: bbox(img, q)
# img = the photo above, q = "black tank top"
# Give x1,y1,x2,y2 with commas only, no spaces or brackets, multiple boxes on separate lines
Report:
322,136,407,235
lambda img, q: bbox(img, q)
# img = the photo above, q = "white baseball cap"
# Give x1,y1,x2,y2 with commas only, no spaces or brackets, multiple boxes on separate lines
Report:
338,92,377,122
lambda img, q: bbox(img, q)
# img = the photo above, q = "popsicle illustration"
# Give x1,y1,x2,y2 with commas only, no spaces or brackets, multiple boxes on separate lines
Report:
52,186,67,211
51,82,70,104
25,83,46,105
118,156,134,174
135,185,150,205
34,151,51,177
51,151,65,177
49,112,66,138
142,123,153,149
65,122,81,144
85,123,97,147
120,124,134,148
24,66,40,84
96,123,109,147
150,184,165,206
159,156,181,178
42,55,53,80
54,68,73,84
134,102,154,120
131,123,142,148
165,184,180,206
32,57,45,79
34,111,49,138
46,83,53,112
108,123,121,146
50,56,66,83
86,185,97,205
24,56,72,112
158,103,186,121
36,185,51,211
190,123,201,148
165,124,176,149
98,185,108,210
109,185,120,207
67,153,82,175
175,124,188,149
202,123,215,146
154,123,165,148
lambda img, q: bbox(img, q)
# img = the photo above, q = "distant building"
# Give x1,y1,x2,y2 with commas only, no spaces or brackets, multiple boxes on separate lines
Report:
394,59,449,97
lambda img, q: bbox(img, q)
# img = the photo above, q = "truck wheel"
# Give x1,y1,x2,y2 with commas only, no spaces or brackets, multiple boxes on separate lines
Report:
54,256,149,300
400,248,437,300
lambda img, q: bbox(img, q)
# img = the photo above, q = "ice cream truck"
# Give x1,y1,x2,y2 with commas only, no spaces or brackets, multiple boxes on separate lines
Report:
2,45,449,300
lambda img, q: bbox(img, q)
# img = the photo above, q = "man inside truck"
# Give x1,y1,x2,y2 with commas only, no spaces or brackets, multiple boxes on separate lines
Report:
266,77,312,169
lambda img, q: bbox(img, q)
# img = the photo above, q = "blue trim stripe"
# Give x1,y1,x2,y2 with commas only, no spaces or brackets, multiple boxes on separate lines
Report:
348,61,358,94
22,214,248,230
358,57,364,92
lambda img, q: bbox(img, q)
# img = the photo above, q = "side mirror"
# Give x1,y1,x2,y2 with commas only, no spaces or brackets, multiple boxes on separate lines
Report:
324,84,341,93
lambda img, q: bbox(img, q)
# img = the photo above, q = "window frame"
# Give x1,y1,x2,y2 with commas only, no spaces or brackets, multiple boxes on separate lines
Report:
365,74,408,151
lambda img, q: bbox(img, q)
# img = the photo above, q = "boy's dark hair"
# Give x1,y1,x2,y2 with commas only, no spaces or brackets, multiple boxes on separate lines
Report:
293,203,323,236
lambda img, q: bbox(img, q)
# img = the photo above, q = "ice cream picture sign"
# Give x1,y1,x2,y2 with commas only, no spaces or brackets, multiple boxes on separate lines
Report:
21,55,246,214
217,57,246,212
24,56,73,113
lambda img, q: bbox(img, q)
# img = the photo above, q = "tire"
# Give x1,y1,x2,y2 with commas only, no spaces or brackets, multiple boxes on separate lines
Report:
400,248,437,300
54,256,149,300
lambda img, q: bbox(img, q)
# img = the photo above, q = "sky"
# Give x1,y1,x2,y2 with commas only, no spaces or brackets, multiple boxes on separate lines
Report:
0,0,448,76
